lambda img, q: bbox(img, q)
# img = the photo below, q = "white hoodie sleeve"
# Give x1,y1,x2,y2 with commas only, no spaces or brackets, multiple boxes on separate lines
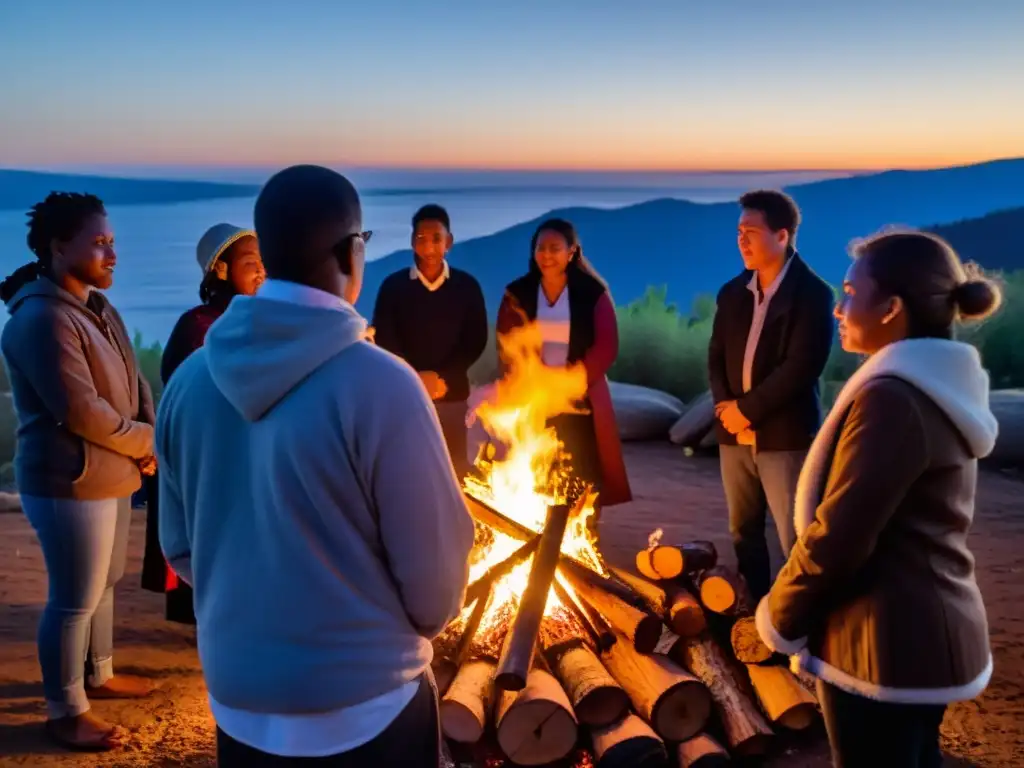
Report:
372,371,476,638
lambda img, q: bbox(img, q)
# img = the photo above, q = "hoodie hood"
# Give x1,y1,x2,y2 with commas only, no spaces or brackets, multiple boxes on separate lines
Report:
853,338,998,459
204,294,369,422
5,275,85,313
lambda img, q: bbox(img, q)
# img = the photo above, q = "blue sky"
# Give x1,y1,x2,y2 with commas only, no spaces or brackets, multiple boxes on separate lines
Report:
1,0,1022,170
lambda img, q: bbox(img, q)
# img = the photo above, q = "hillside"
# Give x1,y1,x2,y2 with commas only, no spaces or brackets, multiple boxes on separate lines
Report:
926,206,1024,272
356,157,1024,317
0,169,259,211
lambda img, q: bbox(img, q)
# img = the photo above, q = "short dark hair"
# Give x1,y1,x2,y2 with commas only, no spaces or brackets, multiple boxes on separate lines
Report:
253,165,361,282
853,229,1002,339
412,204,450,232
1,192,106,303
739,189,801,240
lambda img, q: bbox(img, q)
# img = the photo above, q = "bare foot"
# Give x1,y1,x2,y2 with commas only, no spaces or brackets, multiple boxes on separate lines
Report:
45,711,123,751
87,674,156,699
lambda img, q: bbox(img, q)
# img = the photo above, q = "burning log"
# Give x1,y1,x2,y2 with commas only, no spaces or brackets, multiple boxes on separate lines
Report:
600,630,711,742
672,634,773,757
590,714,669,768
495,503,572,691
495,665,578,766
554,578,616,651
432,616,467,695
744,664,819,731
440,597,514,743
636,541,718,581
676,733,730,767
463,535,541,609
730,616,773,664
539,611,629,727
609,566,707,638
563,568,664,653
696,566,752,617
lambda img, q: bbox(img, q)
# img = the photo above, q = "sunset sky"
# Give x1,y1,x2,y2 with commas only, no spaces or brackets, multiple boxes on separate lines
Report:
1,0,1022,172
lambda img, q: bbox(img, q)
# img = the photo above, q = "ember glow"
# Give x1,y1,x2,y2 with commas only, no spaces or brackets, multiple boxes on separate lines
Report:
463,319,607,629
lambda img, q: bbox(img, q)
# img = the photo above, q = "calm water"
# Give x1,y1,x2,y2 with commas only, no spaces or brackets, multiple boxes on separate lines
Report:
0,170,842,343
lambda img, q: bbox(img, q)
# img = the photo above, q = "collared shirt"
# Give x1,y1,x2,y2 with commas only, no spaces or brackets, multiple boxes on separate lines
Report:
210,272,418,758
741,257,795,393
409,260,450,292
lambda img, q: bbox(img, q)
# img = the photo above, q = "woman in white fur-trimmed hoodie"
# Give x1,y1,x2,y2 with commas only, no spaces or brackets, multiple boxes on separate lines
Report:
755,230,1000,768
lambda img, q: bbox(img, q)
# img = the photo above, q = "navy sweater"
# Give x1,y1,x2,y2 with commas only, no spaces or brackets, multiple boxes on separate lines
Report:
371,267,488,402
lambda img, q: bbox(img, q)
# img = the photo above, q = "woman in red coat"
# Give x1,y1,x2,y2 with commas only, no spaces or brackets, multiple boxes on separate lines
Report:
141,224,264,624
495,218,631,506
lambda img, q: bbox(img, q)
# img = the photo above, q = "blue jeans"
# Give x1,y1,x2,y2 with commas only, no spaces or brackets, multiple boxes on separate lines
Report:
22,495,131,719
719,445,805,603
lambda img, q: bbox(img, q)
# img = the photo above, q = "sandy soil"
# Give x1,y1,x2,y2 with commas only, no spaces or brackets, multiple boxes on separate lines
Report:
1,444,1022,766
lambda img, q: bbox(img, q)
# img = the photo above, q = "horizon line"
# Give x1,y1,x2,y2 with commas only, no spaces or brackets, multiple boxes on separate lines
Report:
6,153,1023,177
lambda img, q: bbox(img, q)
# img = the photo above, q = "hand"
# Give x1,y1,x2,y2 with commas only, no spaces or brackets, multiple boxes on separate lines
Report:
736,428,755,446
418,371,447,400
717,401,751,435
138,456,157,476
363,326,376,345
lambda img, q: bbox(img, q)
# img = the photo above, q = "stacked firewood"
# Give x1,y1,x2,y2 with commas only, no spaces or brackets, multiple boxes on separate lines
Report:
433,508,821,767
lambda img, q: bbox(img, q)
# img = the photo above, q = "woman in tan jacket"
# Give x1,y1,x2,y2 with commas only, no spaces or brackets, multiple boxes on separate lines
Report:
755,230,999,767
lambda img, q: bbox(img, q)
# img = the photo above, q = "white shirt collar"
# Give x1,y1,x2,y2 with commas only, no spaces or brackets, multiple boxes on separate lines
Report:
747,254,795,303
257,278,349,311
409,261,450,292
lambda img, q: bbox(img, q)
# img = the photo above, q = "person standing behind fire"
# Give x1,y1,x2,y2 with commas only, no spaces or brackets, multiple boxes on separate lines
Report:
157,165,474,766
707,190,834,604
371,204,488,480
141,224,264,626
492,218,632,506
0,192,157,751
756,231,998,767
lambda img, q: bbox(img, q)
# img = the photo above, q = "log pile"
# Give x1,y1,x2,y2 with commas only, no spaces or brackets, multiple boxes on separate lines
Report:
435,496,822,766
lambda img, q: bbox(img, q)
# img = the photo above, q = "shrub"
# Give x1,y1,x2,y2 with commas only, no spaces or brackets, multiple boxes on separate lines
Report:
132,331,164,404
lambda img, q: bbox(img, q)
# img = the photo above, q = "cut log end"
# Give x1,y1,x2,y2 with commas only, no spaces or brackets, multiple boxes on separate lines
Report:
545,643,629,727
676,733,730,767
650,545,684,579
440,659,494,744
650,678,714,743
731,616,774,664
495,668,578,767
636,549,661,581
745,663,820,731
591,713,669,768
697,565,751,616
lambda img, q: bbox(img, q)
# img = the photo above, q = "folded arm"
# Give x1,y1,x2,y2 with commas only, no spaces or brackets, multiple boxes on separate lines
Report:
758,380,928,653
373,372,476,637
15,309,153,459
737,282,834,426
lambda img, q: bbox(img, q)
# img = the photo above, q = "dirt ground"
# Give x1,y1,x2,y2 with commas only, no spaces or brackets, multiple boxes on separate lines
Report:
1,443,1022,767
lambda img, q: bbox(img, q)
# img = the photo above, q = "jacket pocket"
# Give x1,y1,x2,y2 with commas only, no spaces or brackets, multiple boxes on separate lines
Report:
72,442,140,498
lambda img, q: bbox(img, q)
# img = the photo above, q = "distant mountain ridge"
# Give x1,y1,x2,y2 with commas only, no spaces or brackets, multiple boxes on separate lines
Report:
356,157,1024,317
0,169,259,211
926,207,1024,273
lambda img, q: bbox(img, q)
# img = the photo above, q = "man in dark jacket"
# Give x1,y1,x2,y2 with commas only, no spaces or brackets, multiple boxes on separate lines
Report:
708,189,835,602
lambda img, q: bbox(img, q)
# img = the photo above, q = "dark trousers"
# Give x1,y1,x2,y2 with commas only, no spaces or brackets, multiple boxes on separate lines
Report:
719,444,804,602
215,675,440,767
818,680,946,768
140,473,196,625
434,400,469,481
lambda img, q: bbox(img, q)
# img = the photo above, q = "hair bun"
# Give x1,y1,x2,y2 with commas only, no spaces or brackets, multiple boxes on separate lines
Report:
952,276,1001,320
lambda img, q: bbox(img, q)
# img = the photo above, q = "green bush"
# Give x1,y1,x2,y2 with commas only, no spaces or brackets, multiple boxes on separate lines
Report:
132,331,165,403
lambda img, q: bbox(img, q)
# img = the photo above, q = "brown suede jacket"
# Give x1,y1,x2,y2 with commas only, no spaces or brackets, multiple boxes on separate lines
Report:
757,344,996,704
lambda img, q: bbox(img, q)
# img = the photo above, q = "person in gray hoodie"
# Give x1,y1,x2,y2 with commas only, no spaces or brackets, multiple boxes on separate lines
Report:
156,165,475,767
0,192,157,752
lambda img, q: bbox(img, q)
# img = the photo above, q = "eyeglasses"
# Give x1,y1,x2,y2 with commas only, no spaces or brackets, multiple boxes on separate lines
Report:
331,230,372,272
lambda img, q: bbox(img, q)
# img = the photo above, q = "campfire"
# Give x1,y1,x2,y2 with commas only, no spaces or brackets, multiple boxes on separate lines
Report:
434,322,821,767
